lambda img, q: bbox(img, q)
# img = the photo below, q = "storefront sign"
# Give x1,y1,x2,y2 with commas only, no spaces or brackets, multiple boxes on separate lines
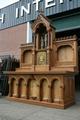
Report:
0,0,64,23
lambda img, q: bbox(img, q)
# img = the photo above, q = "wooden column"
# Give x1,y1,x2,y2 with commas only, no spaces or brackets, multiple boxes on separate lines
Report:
48,85,52,102
36,84,40,101
8,81,12,97
21,83,27,99
48,31,50,48
26,82,30,99
60,79,65,104
47,30,51,68
32,48,35,70
15,82,19,98
36,34,39,50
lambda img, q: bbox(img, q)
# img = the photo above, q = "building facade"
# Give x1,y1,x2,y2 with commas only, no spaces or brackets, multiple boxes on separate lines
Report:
0,0,80,108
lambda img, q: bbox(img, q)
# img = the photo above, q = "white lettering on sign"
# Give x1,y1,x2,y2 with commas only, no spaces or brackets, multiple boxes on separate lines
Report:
45,0,56,8
45,0,63,8
0,14,5,23
21,4,31,17
16,8,19,18
60,0,64,4
33,0,41,11
0,0,64,24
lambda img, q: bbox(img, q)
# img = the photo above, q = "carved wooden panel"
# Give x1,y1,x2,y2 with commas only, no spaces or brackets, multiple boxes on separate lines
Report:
41,79,48,100
20,80,26,97
30,80,37,98
23,51,32,65
57,46,73,62
51,80,60,102
37,52,47,65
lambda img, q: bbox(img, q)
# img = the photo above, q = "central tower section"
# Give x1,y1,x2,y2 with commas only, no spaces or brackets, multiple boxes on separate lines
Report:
32,14,55,71
20,13,55,72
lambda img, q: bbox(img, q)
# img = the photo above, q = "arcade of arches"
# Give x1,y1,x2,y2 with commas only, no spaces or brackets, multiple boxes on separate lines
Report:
8,13,78,109
8,74,75,109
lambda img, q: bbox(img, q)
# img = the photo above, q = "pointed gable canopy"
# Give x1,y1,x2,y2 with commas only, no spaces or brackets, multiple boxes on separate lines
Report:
32,13,55,33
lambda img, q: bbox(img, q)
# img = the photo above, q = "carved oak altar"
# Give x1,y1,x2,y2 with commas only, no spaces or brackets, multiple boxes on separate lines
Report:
7,13,78,109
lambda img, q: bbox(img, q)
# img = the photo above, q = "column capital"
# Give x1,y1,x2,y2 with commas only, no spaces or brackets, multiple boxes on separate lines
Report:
48,85,51,88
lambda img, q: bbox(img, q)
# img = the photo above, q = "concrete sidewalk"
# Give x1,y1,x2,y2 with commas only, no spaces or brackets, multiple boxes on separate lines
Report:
0,97,80,120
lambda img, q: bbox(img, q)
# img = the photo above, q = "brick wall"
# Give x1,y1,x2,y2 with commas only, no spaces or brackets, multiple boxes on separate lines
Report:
0,23,27,59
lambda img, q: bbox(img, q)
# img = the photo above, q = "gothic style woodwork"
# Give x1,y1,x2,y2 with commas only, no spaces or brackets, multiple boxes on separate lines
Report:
7,13,78,109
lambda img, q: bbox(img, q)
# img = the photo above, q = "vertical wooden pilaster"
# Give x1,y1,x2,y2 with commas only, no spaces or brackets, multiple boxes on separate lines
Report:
15,82,19,98
48,85,52,102
60,78,65,104
32,48,35,70
8,81,12,97
36,84,40,101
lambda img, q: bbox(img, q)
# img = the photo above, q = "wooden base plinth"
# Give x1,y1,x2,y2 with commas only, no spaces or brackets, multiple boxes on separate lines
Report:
6,97,75,109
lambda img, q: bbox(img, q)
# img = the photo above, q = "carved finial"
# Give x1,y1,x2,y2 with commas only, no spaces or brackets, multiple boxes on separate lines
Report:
38,8,44,15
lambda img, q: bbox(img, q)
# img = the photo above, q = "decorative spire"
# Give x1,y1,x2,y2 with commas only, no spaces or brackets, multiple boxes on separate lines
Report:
38,8,44,15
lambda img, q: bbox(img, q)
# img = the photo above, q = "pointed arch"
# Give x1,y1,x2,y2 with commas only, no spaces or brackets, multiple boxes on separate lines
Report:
40,78,49,101
32,14,55,50
22,50,32,64
51,79,60,103
27,79,37,100
18,78,26,98
35,23,48,49
57,45,73,62
32,14,51,33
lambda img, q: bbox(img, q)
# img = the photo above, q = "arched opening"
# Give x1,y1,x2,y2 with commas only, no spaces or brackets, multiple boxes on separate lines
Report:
27,79,37,100
35,23,48,49
57,45,73,62
23,50,32,64
40,79,48,101
51,79,60,103
11,78,17,97
18,78,26,98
